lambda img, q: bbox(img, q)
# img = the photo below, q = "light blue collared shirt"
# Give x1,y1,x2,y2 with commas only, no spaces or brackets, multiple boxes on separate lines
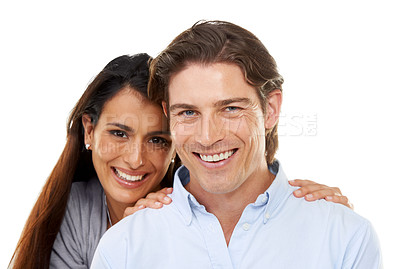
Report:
91,162,382,269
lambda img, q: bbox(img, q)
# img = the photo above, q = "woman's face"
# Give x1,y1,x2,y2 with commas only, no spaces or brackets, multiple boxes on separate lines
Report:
83,87,174,207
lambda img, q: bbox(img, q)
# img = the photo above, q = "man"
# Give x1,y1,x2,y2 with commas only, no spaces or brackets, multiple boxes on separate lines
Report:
91,21,381,268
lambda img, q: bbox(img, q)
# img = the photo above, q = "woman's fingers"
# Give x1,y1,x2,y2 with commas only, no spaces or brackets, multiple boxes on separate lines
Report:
122,188,174,218
289,179,353,209
123,205,145,217
290,179,336,198
325,195,354,210
145,188,173,205
157,187,174,195
123,198,164,218
289,179,317,188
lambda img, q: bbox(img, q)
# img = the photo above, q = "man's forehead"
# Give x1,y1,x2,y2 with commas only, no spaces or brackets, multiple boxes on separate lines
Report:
167,62,257,105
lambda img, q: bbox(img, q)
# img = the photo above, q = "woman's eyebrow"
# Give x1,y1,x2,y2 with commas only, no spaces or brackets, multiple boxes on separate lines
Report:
106,123,134,132
147,130,171,136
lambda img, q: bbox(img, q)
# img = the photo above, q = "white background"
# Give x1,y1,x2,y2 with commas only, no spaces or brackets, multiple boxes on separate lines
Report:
1,0,398,267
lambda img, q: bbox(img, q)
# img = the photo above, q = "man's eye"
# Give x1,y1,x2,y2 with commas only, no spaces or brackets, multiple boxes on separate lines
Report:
181,110,196,117
225,106,240,112
110,130,127,138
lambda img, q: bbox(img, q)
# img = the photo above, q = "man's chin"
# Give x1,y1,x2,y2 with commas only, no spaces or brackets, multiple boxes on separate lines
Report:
197,175,242,194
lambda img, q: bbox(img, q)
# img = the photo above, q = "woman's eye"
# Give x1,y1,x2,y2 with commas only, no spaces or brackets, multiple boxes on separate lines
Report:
149,137,169,147
110,130,127,138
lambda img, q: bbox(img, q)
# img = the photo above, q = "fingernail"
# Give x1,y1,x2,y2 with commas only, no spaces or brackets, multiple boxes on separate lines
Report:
167,188,173,192
164,196,171,202
305,194,313,199
326,196,333,200
289,180,295,184
294,190,301,195
155,202,162,206
138,205,145,209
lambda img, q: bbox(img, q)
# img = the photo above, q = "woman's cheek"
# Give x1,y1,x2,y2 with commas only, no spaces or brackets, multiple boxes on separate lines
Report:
152,147,170,164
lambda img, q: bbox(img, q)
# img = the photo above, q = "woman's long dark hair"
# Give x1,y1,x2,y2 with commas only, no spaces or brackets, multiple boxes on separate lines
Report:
9,53,177,269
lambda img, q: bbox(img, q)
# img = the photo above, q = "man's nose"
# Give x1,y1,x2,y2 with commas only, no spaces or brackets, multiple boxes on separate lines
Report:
195,115,226,147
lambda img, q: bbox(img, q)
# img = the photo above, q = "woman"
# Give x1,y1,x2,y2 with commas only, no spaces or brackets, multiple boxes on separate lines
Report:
10,53,351,269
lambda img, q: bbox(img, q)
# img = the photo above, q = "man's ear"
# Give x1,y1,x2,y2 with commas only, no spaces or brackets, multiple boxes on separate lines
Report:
82,114,95,146
264,89,282,129
162,101,168,118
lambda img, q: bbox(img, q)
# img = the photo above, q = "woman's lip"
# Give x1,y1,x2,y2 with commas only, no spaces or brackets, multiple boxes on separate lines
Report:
111,168,149,189
113,166,147,176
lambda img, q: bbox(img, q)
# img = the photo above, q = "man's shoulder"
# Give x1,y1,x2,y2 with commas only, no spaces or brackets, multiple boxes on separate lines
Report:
284,190,371,232
134,201,184,227
98,203,182,249
110,201,181,229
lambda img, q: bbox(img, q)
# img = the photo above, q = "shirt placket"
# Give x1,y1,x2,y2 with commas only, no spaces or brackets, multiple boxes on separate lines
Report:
192,205,235,269
228,194,270,268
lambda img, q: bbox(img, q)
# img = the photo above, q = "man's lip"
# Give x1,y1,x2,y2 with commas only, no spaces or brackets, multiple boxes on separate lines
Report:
192,148,238,165
193,148,238,156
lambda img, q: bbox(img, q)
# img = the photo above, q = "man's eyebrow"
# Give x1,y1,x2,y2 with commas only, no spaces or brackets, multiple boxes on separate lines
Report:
106,123,134,132
214,98,252,107
169,98,252,112
169,103,198,112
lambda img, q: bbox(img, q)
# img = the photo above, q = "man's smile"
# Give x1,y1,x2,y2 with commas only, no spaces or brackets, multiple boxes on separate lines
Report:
195,149,238,163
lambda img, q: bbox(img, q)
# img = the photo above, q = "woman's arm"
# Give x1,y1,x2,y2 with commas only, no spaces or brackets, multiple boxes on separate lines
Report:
50,180,107,268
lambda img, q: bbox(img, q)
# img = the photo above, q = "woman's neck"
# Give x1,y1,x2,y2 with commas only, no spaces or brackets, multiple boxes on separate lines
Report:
105,196,130,228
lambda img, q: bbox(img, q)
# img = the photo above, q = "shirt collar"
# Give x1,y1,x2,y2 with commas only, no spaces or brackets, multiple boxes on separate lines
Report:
171,160,292,225
262,160,292,223
170,166,195,225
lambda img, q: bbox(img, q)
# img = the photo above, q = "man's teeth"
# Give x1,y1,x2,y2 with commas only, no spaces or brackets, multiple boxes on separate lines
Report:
114,168,144,182
199,150,234,162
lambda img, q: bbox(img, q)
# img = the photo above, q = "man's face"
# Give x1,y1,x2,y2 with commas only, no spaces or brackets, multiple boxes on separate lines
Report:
167,62,270,195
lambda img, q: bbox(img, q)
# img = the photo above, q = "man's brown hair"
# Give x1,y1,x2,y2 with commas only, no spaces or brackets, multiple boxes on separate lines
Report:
148,20,284,164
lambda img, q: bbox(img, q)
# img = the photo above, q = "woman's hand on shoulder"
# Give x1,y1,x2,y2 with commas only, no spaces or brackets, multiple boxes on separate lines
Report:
289,179,354,209
123,187,173,218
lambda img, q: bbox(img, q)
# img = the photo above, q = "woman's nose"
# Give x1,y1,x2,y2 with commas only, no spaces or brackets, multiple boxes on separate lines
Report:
123,142,145,169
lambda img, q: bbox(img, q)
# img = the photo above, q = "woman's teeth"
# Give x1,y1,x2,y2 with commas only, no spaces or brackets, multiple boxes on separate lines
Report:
200,150,234,162
114,168,144,182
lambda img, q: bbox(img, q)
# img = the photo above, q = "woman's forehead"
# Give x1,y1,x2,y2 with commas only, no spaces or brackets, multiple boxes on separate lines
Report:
99,88,166,132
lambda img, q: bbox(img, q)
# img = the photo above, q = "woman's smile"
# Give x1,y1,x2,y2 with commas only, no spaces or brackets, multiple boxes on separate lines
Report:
83,87,174,208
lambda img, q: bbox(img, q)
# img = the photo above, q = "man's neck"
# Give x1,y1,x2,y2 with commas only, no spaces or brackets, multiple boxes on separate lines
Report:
185,166,275,245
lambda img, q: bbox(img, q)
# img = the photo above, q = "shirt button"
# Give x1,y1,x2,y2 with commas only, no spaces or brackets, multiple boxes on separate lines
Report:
265,212,270,219
242,223,251,231
261,197,268,203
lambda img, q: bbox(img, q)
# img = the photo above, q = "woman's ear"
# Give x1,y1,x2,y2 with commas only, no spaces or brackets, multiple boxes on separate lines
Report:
82,114,94,147
162,101,168,118
264,89,283,129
